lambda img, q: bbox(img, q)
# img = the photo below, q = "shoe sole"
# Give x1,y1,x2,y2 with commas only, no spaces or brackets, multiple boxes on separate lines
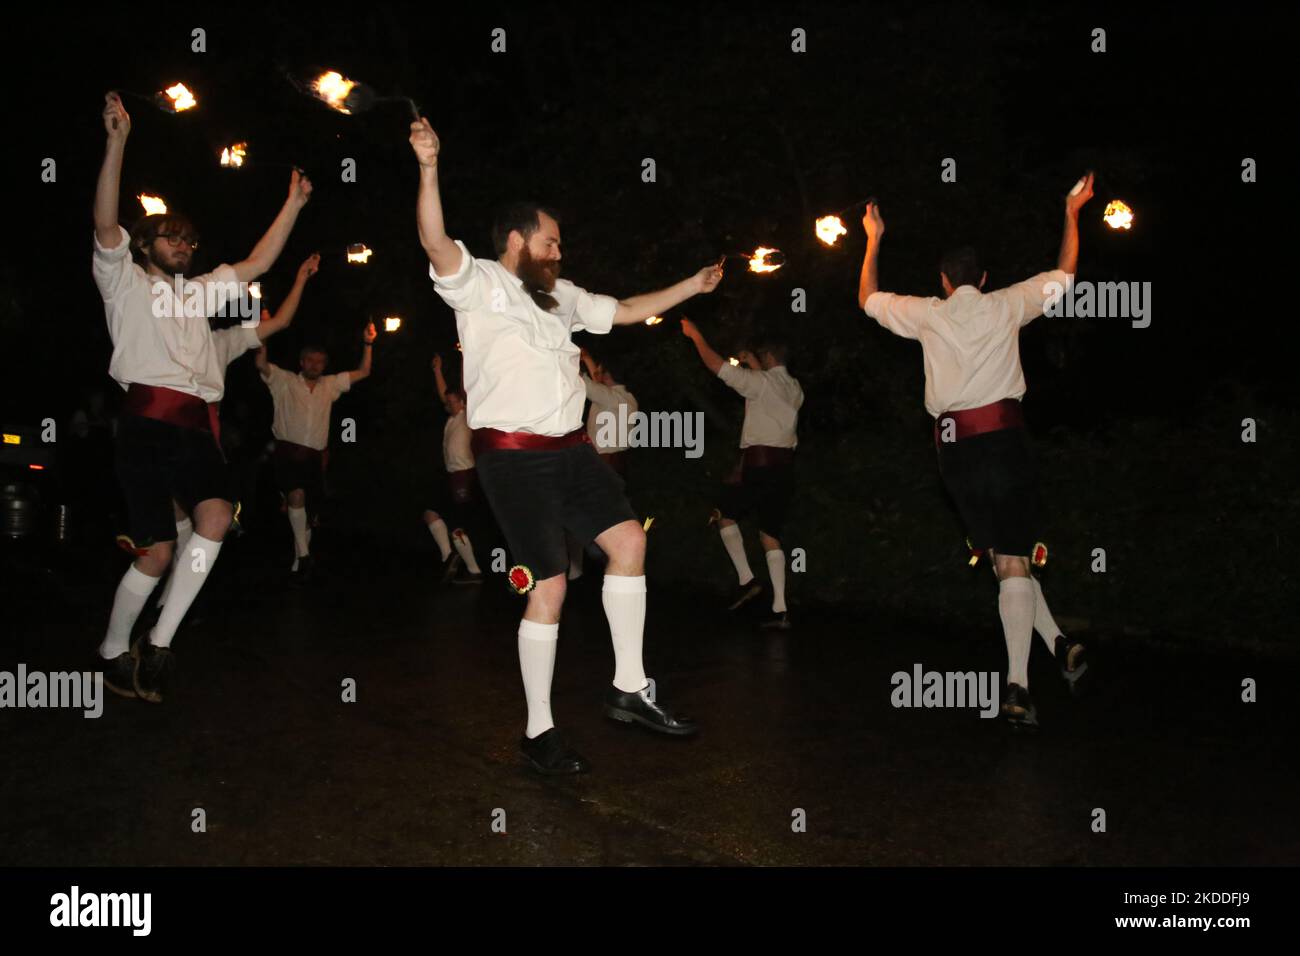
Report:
522,754,590,775
1001,707,1040,731
604,705,698,736
727,585,763,611
131,643,167,704
103,678,137,700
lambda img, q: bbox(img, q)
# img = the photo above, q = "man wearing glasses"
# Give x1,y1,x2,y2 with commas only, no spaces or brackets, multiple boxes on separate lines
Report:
92,92,313,703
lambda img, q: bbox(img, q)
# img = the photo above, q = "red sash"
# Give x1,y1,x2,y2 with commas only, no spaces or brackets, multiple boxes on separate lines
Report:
122,384,220,444
742,445,795,468
934,398,1024,446
471,427,591,455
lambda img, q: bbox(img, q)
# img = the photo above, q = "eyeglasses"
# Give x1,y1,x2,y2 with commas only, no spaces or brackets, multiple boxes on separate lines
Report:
160,233,200,250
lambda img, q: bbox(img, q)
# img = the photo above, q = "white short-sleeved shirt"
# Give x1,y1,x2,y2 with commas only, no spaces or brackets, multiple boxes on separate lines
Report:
428,240,619,436
211,325,263,370
584,378,639,453
716,364,803,449
93,226,243,402
443,409,474,472
260,363,351,450
863,270,1070,417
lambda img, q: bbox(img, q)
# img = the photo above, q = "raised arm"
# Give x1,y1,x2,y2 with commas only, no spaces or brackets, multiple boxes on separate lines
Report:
680,318,724,376
256,253,319,342
347,323,378,385
1057,172,1095,275
431,353,453,413
409,118,462,277
231,169,313,283
857,201,885,310
612,263,723,325
94,93,130,249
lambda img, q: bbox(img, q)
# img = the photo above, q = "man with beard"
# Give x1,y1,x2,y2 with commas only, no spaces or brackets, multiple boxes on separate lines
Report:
255,320,376,583
857,176,1094,728
93,92,313,702
410,116,723,774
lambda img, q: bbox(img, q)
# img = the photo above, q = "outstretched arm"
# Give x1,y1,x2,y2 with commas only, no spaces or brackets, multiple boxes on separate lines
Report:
1057,172,1095,275
680,318,724,376
612,263,723,325
94,93,130,249
857,201,885,310
431,353,453,413
256,253,319,342
232,170,313,283
410,118,463,277
346,323,378,385
254,343,270,376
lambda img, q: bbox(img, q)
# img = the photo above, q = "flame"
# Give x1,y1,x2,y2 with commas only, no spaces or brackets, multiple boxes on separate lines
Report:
384,316,402,332
249,283,262,300
220,142,248,168
748,247,782,273
346,243,373,264
313,71,357,113
161,83,196,112
1103,200,1134,230
138,193,168,215
815,216,847,246
644,315,663,326
728,356,740,367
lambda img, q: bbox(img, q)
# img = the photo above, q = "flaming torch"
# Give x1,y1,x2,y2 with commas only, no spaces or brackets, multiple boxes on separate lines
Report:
719,248,785,274
384,316,402,333
346,243,373,265
1103,200,1134,231
728,356,741,367
815,216,848,246
219,142,248,168
138,194,168,215
295,69,422,121
645,315,664,326
157,83,197,113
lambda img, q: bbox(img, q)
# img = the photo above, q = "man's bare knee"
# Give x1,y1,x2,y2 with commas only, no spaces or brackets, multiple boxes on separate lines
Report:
993,551,1030,580
525,574,567,624
596,521,645,575
193,499,233,541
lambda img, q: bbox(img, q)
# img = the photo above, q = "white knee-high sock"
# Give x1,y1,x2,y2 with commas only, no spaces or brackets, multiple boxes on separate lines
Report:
156,517,193,609
1030,576,1063,652
998,577,1035,688
518,619,558,738
287,506,310,558
603,574,648,693
426,517,452,560
100,564,161,658
150,534,222,648
452,529,481,574
765,549,787,613
719,524,755,585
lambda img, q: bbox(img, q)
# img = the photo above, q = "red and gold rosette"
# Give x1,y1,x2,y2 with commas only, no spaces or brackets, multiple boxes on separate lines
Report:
965,537,985,567
115,534,151,557
706,507,722,527
507,564,536,595
1031,542,1048,568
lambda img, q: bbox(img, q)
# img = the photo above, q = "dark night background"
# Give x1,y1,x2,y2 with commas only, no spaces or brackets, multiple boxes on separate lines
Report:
1,2,1292,650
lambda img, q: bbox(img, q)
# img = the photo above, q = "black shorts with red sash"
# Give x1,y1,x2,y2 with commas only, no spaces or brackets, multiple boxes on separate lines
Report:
934,398,1039,557
115,384,230,548
717,444,796,538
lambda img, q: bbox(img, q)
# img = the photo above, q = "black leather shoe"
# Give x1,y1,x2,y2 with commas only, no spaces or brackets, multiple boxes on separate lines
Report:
99,651,137,699
133,640,175,704
1054,634,1091,698
604,682,697,736
1000,682,1039,730
520,728,590,775
726,580,763,611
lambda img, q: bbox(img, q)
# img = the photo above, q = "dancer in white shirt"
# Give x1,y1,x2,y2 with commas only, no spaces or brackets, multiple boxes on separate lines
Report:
93,92,312,702
424,352,485,585
255,319,375,583
858,174,1096,728
681,321,803,628
410,116,722,774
